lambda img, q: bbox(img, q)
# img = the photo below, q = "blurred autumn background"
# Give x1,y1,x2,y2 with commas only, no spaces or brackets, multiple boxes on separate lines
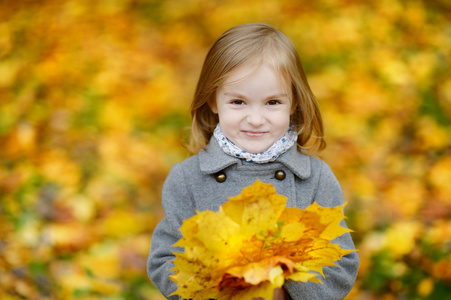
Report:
1,0,450,299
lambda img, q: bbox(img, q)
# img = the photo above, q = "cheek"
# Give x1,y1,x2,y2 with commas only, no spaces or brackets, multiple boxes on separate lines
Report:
218,112,239,125
279,107,292,121
276,111,292,131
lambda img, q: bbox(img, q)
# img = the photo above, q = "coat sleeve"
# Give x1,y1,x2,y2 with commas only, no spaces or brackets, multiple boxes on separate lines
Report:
284,160,360,300
147,163,195,300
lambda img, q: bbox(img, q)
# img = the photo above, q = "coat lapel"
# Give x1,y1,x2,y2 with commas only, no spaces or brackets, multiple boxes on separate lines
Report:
199,136,312,180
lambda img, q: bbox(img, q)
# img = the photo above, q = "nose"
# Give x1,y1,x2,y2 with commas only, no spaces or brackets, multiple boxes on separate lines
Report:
246,109,265,127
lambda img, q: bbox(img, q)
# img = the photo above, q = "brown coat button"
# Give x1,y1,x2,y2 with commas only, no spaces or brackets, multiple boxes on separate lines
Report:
275,170,286,180
215,172,227,183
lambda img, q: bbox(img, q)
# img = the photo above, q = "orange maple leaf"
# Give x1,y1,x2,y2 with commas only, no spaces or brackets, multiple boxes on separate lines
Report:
169,179,354,299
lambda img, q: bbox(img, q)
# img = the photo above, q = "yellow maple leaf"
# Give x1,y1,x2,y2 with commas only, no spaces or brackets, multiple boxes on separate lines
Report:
222,180,287,239
170,180,354,300
306,202,352,240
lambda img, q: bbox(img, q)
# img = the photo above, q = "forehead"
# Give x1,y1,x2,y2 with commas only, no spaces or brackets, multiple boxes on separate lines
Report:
222,63,290,91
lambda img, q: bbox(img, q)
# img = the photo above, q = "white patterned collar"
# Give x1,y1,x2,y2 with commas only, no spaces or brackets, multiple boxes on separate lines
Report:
213,123,298,164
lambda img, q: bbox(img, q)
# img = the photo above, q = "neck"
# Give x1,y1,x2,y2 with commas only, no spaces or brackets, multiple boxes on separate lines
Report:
213,124,297,164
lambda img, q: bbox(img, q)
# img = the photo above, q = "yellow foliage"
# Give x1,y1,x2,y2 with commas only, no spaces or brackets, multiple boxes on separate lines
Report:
0,59,22,88
223,180,287,238
383,221,421,257
170,180,353,299
76,245,121,279
429,157,451,201
417,278,434,297
431,259,451,281
66,195,97,222
89,277,122,295
50,258,121,298
39,150,81,189
384,179,425,218
416,117,449,150
1,0,450,298
45,222,95,251
100,210,146,238
425,220,451,246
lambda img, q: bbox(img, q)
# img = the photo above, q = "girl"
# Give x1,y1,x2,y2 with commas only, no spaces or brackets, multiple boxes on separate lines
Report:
147,23,359,300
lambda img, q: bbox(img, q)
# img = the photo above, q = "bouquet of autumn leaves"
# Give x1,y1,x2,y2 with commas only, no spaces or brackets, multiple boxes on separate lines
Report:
169,180,354,299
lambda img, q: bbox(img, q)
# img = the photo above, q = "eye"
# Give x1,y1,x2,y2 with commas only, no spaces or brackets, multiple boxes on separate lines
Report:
231,99,245,105
267,99,281,105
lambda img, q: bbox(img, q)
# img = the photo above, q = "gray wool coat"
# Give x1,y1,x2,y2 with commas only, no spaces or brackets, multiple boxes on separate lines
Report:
147,137,359,300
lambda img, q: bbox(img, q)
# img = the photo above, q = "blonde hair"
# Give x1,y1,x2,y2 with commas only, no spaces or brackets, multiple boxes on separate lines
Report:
188,23,326,155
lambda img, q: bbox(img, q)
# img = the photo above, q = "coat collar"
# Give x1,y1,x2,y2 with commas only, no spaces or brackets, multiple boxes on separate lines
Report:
198,137,311,179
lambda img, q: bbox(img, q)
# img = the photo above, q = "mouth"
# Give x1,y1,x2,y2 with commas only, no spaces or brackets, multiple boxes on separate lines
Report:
242,130,268,138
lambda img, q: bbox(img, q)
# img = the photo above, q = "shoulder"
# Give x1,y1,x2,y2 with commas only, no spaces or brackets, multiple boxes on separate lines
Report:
160,155,202,213
287,150,343,204
310,156,336,179
279,146,332,181
164,145,233,185
164,153,201,184
308,157,344,206
173,153,200,170
293,151,336,180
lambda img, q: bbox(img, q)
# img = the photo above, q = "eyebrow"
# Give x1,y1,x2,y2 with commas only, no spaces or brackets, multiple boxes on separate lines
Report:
223,92,289,99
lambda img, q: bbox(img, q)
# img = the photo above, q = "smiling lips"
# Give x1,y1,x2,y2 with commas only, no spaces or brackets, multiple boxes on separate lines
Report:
242,130,268,138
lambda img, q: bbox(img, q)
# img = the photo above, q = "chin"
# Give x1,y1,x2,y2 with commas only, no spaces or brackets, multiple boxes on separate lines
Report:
235,140,272,154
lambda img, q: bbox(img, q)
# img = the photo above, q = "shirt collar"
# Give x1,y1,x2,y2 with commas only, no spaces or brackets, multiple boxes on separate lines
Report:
198,136,311,179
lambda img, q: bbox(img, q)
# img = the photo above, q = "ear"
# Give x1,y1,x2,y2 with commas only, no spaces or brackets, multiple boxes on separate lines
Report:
208,100,218,114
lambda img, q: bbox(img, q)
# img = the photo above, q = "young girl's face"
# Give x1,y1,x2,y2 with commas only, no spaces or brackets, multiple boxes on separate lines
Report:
212,64,292,154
